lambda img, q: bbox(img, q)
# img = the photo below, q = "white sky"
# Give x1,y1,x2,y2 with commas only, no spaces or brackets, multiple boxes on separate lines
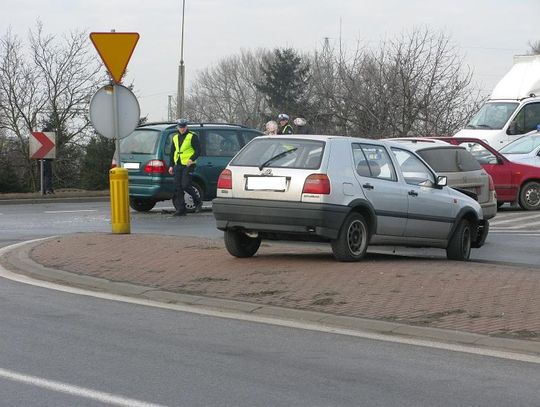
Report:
2,0,539,122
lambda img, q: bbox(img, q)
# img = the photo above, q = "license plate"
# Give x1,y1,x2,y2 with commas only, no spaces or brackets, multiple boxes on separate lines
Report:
122,162,140,170
246,176,287,191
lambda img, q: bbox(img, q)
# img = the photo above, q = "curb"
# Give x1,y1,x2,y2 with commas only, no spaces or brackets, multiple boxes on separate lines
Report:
0,196,110,205
1,238,539,358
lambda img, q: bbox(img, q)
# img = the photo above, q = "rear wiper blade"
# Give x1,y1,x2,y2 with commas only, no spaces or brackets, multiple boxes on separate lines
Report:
476,124,493,129
259,147,298,170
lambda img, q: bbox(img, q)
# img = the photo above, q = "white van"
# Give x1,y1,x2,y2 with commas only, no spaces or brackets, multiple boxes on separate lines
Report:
454,55,540,150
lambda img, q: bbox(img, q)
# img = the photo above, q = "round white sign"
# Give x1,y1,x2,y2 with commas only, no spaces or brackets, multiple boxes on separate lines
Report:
89,84,140,139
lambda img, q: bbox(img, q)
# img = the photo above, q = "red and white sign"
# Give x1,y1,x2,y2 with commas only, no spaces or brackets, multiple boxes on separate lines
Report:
30,131,56,159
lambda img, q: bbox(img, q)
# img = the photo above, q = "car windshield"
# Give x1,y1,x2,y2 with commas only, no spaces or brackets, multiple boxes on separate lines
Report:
466,102,519,130
120,129,161,154
417,147,481,172
500,134,540,154
231,138,325,169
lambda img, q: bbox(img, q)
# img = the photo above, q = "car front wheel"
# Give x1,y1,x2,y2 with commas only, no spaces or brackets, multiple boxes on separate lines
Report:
331,213,369,262
224,230,262,258
518,181,540,210
446,219,472,261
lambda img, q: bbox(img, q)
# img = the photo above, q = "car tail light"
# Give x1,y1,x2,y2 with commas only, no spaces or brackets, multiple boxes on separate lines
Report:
302,174,331,195
217,169,232,189
144,160,167,174
488,174,495,191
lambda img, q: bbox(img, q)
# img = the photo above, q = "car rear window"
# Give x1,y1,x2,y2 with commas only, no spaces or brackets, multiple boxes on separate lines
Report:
417,147,481,172
120,129,161,155
231,138,325,169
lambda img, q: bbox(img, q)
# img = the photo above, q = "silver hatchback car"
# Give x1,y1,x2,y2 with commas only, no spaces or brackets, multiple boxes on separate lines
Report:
212,135,488,261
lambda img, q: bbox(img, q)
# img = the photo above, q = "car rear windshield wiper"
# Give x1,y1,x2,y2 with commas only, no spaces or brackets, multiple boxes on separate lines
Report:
259,147,298,170
476,124,493,129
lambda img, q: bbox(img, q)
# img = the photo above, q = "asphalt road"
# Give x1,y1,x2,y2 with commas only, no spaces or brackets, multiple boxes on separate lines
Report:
0,277,538,407
0,200,538,266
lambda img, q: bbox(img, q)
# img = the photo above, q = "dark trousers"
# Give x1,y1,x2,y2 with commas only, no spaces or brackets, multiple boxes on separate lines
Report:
173,164,200,212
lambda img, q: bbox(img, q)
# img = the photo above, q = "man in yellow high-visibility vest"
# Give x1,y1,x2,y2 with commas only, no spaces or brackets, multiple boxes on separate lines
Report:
168,119,202,216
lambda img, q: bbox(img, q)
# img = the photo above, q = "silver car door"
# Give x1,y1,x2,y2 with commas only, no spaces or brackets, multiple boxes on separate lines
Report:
352,143,407,236
391,148,456,240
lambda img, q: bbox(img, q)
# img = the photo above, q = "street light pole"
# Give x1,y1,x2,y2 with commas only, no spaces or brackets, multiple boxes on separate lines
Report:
176,0,186,120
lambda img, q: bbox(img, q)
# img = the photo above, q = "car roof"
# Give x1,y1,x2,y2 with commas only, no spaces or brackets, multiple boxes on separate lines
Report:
388,138,465,152
135,122,260,131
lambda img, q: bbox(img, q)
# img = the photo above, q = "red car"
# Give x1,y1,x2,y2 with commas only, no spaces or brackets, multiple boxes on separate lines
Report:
433,137,540,210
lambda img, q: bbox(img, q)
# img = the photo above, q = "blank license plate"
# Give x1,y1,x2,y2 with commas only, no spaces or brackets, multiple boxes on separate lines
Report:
122,162,140,169
246,176,287,191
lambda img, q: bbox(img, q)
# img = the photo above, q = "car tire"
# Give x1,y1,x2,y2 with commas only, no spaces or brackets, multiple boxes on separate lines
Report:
224,230,261,258
331,213,369,262
446,219,472,261
518,181,540,211
173,183,203,213
129,198,156,212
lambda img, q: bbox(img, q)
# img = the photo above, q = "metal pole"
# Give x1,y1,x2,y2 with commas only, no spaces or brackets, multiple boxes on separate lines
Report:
176,0,186,119
40,159,44,196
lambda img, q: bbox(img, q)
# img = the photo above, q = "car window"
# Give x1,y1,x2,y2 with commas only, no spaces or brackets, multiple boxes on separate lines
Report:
391,148,435,186
231,138,324,169
466,102,518,130
417,147,481,172
509,102,540,135
500,134,540,154
458,142,499,165
241,131,261,145
352,143,397,181
203,130,242,157
120,129,161,154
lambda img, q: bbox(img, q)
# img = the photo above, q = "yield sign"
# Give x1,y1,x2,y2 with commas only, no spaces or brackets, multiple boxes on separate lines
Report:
90,32,139,83
30,132,56,159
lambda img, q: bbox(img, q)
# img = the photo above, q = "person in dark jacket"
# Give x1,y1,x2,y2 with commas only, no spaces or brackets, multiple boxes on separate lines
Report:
168,119,202,216
293,117,308,134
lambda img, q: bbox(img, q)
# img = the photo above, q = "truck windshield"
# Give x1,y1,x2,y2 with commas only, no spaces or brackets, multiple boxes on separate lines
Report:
466,102,518,130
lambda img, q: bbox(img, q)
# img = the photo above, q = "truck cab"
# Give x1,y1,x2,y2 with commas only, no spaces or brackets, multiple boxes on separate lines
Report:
455,55,540,149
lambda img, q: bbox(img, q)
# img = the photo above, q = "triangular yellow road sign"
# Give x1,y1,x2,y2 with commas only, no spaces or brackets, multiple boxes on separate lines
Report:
90,32,139,83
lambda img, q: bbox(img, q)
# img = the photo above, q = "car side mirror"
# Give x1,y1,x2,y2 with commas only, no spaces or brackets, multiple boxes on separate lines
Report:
507,121,518,135
436,175,447,188
497,155,504,164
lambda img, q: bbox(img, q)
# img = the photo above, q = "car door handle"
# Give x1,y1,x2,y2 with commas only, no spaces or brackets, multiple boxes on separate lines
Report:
408,190,418,197
362,183,374,190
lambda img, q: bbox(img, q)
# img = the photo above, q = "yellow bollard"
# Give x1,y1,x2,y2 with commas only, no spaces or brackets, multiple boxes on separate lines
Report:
109,167,131,234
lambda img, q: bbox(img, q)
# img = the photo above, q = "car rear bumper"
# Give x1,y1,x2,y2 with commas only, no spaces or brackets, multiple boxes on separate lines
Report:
212,198,349,240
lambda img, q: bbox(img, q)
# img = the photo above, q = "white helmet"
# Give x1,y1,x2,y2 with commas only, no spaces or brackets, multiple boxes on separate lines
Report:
277,113,289,121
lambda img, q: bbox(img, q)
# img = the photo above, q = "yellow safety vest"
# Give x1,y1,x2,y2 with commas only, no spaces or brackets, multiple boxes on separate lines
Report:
173,131,196,165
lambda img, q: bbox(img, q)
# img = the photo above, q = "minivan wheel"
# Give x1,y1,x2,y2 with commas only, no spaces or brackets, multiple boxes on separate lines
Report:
129,198,156,212
446,219,472,261
224,230,261,258
174,183,203,213
518,181,540,210
331,213,369,262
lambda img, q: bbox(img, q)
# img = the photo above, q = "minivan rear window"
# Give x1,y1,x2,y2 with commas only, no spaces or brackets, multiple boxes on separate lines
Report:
231,138,325,169
120,129,161,155
417,147,481,172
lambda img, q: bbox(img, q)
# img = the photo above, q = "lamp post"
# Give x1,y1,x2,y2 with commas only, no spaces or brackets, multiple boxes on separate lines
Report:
176,0,186,120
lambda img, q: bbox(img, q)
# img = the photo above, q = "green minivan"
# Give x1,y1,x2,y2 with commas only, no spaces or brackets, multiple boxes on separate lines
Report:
116,122,262,212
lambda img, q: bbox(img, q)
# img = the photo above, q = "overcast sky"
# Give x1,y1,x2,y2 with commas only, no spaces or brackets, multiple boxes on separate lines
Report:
2,0,539,122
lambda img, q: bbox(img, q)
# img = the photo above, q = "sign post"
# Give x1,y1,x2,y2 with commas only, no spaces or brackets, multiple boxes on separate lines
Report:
30,131,56,196
90,31,140,234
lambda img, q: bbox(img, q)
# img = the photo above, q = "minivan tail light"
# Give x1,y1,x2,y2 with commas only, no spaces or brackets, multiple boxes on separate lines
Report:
302,174,331,195
144,160,167,174
217,169,232,189
488,174,495,191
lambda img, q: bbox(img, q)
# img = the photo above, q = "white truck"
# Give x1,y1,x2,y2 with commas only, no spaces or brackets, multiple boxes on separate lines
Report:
454,54,540,149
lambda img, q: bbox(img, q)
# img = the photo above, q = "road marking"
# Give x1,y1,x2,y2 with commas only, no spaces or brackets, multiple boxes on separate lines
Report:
0,367,166,407
43,210,98,214
490,213,540,226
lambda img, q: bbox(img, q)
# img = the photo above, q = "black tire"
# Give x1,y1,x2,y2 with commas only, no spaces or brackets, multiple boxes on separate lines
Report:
173,182,203,213
496,201,504,209
331,213,369,262
224,230,261,258
446,219,472,261
518,181,540,211
129,197,156,212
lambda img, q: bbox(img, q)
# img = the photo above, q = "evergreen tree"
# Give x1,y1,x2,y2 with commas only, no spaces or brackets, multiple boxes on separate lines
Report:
80,135,115,190
256,48,310,118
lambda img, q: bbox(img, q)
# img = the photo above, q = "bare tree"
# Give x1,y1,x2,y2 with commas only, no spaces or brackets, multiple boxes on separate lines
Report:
529,40,540,55
0,23,103,191
184,49,269,129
